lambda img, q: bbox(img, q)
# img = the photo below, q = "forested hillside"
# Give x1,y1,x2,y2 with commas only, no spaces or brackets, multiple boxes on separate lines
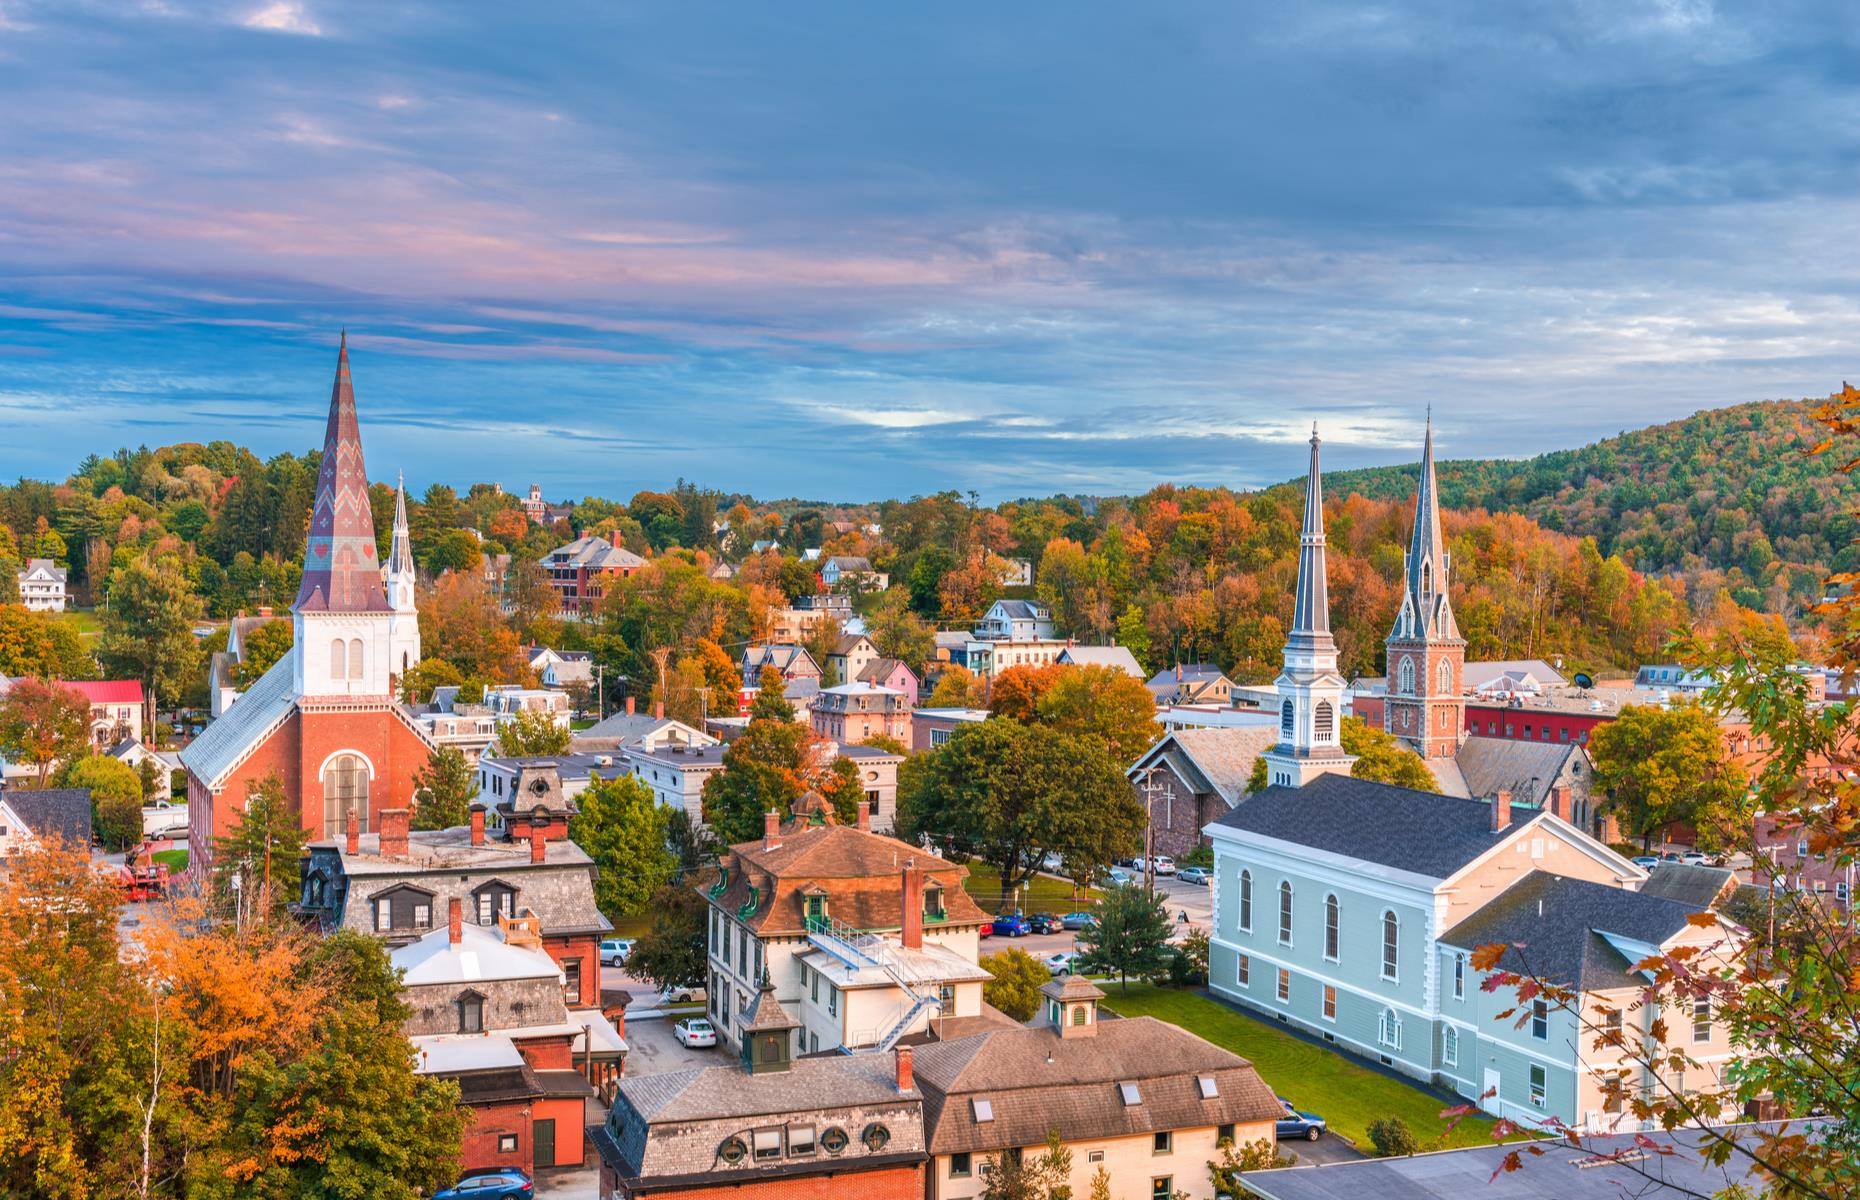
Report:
1323,399,1855,611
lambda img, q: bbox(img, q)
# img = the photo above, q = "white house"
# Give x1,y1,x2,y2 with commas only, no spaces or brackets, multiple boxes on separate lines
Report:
16,558,67,612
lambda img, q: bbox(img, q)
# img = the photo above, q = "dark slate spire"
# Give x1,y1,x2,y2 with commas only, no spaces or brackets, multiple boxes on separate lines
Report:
1290,424,1332,640
1392,413,1460,641
294,337,389,613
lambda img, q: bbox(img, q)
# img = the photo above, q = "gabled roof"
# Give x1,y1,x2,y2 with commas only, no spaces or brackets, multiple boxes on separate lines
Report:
833,633,874,655
1638,863,1736,909
856,657,916,686
1134,727,1278,807
572,712,715,749
19,558,66,582
1439,872,1704,990
1208,772,1533,879
0,787,92,847
63,679,145,706
181,651,300,789
1056,645,1145,678
1451,736,1586,808
1461,659,1569,691
987,600,1048,621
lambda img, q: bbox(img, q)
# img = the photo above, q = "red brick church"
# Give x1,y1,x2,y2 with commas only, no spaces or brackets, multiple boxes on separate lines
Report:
182,337,432,866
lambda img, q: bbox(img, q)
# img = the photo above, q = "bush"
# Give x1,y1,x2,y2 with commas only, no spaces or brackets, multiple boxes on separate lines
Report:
1367,1116,1418,1157
1180,845,1214,869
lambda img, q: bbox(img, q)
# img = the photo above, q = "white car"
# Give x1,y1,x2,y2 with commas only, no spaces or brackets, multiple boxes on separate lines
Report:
599,938,635,966
673,1018,718,1048
1043,952,1077,976
1147,855,1176,876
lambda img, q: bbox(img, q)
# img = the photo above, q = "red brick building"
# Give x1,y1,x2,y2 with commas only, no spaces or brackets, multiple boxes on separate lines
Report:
181,337,432,867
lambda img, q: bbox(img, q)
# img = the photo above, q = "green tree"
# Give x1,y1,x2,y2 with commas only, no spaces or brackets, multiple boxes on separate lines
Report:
980,1131,1072,1200
700,711,816,845
0,676,91,788
98,552,204,730
213,773,310,927
1075,882,1173,992
927,664,989,708
1589,702,1747,850
1209,1137,1294,1197
410,746,475,831
570,775,677,921
62,755,144,850
627,883,708,994
1340,717,1439,792
1114,604,1151,674
493,708,571,756
896,720,1144,900
400,657,465,704
866,587,936,672
233,618,294,686
980,947,1051,1021
1367,1116,1418,1157
1034,663,1158,763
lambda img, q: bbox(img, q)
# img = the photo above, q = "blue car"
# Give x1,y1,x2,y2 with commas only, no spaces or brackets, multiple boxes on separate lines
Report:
1275,1097,1327,1142
991,913,1032,937
435,1169,534,1200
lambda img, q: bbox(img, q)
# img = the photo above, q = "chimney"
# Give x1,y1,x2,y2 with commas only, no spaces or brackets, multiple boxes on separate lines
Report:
763,809,781,851
626,695,636,716
857,801,871,832
529,827,547,864
895,1044,914,1093
470,805,485,847
1548,785,1570,823
655,701,665,720
900,865,925,950
379,807,410,858
448,897,462,945
346,810,359,855
257,605,272,618
1491,789,1512,832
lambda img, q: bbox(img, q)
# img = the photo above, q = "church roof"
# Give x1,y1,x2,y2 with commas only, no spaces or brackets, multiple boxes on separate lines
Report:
180,650,300,789
294,335,390,614
387,473,414,576
1390,417,1462,644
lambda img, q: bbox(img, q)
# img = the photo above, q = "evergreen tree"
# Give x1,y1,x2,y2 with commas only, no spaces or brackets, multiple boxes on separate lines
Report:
410,747,475,831
213,774,310,927
1076,882,1174,991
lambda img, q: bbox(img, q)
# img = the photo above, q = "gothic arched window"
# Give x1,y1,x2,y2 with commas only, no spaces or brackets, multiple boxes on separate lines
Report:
1398,657,1416,695
329,638,347,680
1280,699,1294,739
1437,659,1452,695
322,753,370,837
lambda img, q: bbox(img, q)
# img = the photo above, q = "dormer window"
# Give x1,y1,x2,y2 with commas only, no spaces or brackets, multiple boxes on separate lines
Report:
924,883,946,920
457,990,485,1034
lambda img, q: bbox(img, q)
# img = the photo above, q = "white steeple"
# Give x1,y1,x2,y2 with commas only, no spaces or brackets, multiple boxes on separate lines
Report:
382,471,422,684
1260,425,1356,789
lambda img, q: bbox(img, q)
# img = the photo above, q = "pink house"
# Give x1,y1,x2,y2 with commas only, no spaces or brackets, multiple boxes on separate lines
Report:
855,657,920,704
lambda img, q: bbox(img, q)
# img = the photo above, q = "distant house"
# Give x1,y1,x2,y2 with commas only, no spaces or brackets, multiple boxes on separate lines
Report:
910,707,991,753
538,651,593,691
616,742,729,827
997,557,1033,588
520,483,548,523
1055,644,1145,679
741,644,822,689
1461,659,1569,696
974,599,1054,642
208,608,286,717
1146,663,1235,707
811,682,911,746
63,680,146,751
1126,727,1278,858
0,786,92,857
1634,663,1721,694
820,555,888,591
836,742,904,831
539,536,646,616
856,657,920,702
16,558,67,612
572,703,718,754
827,633,879,685
483,685,571,730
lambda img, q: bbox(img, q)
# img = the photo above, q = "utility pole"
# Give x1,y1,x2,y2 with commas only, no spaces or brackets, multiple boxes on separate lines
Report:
595,662,604,722
1135,765,1161,896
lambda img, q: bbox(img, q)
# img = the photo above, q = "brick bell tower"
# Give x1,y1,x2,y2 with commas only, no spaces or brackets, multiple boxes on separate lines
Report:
1383,415,1465,759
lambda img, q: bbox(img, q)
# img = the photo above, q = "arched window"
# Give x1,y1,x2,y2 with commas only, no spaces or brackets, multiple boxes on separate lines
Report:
1378,1007,1402,1050
322,753,370,837
329,638,347,680
1314,700,1333,743
1238,870,1253,932
347,638,364,680
1277,881,1293,945
1381,910,1399,980
1421,558,1432,595
1279,699,1294,739
1398,656,1416,695
1324,894,1339,960
1443,1024,1458,1067
1437,658,1452,694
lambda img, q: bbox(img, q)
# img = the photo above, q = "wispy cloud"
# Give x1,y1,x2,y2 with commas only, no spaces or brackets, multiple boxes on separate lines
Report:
243,1,320,36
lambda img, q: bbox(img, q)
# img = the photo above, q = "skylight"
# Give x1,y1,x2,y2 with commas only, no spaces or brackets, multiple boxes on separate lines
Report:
1197,1075,1218,1099
1119,1082,1141,1106
972,1098,994,1122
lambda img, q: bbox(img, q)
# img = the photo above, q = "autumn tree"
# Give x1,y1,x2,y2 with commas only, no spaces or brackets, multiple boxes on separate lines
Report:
1589,702,1747,850
233,618,294,686
1033,663,1158,763
980,1131,1072,1200
213,773,310,927
0,676,91,787
98,551,204,731
411,746,475,831
494,708,572,756
1340,716,1439,792
0,604,94,679
988,663,1062,721
400,656,465,704
980,947,1051,1021
419,572,525,683
570,774,678,920
62,754,145,850
702,703,823,844
865,587,936,672
927,664,989,708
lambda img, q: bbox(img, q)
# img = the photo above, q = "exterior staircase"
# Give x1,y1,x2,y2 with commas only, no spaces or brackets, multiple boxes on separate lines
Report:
805,914,943,1052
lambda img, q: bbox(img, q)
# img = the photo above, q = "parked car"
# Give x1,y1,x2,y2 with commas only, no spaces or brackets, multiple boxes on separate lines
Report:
1176,866,1211,886
1678,850,1713,866
666,985,707,1005
673,1018,718,1048
599,937,635,966
992,913,1032,937
435,1170,534,1200
1275,1098,1327,1142
1658,850,1687,863
1060,911,1098,931
1117,856,1143,869
1039,852,1065,872
1631,855,1660,870
1146,855,1176,876
1043,951,1077,976
978,921,995,939
1027,912,1062,935
1103,867,1136,887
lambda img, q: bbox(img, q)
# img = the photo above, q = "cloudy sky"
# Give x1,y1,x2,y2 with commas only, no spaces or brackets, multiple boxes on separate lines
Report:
1,1,1857,501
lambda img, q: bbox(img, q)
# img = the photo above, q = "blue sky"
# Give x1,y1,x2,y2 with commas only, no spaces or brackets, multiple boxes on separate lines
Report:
2,1,1858,502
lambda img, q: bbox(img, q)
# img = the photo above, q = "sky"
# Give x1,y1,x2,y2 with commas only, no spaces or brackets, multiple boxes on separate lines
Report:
1,1,1858,503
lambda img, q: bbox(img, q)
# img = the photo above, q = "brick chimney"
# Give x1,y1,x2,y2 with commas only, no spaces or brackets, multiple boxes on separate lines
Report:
1548,785,1570,823
529,827,547,864
470,805,485,848
625,695,636,716
894,1044,914,1093
346,810,359,855
379,807,410,858
856,801,871,832
654,700,665,720
1491,789,1512,832
900,864,925,950
448,897,462,945
763,809,781,852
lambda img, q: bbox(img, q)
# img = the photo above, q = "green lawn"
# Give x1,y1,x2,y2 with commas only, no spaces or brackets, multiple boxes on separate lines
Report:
52,609,105,638
151,849,189,873
961,860,1101,915
1100,985,1502,1151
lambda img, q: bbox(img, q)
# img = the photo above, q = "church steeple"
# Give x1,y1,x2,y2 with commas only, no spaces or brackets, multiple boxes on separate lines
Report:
1260,426,1355,789
1384,414,1466,760
294,335,388,615
387,473,415,581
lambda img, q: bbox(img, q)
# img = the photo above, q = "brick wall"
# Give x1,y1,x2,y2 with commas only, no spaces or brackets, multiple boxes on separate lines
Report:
460,1096,534,1176
611,1161,924,1200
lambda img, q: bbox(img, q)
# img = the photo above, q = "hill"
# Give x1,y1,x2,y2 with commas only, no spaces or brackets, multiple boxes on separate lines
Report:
1321,399,1856,610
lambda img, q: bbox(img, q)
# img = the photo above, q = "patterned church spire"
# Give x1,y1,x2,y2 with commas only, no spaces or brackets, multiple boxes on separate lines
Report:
1391,413,1460,641
294,334,389,613
1290,424,1333,641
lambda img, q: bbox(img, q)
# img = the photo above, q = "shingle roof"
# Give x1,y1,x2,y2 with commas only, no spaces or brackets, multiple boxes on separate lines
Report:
1452,737,1586,809
1056,645,1145,677
706,824,989,935
1439,872,1701,990
1209,772,1526,878
1,787,92,847
1136,728,1279,806
913,1016,1282,1155
618,1055,912,1124
1638,864,1735,909
181,651,300,789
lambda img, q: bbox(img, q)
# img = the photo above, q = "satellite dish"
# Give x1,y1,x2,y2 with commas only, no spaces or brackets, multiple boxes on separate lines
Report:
1572,672,1594,690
